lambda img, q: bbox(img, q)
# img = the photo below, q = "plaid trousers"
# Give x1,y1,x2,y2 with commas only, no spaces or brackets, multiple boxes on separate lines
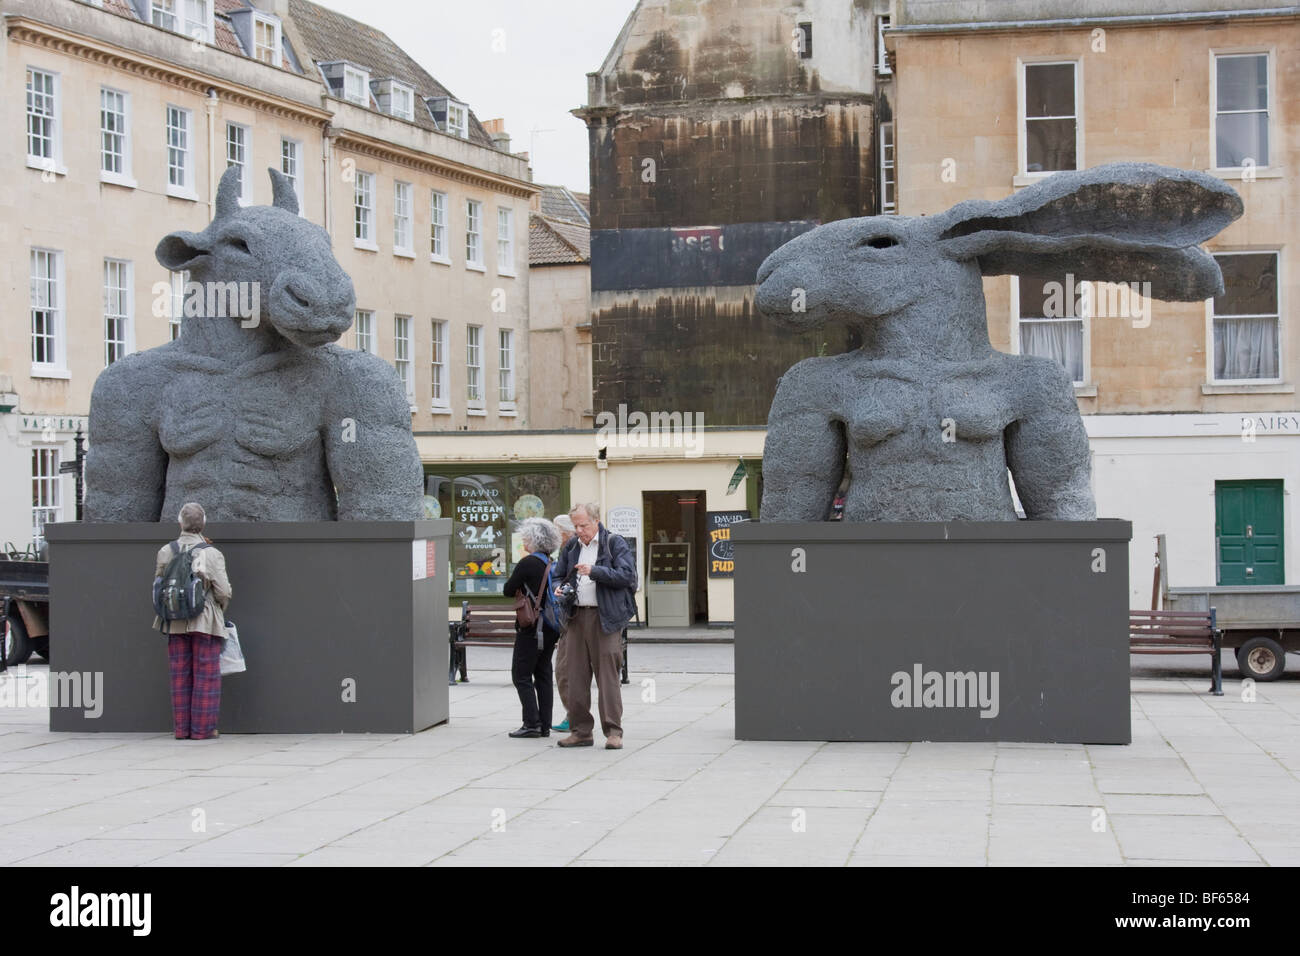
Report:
168,632,222,739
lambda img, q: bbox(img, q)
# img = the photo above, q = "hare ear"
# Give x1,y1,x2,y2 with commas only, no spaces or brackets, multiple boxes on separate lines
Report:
934,163,1243,301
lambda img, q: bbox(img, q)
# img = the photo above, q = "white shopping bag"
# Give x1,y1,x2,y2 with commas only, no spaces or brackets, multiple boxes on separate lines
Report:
220,621,247,676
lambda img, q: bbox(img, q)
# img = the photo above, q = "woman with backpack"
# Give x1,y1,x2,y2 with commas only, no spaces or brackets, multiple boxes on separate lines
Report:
152,502,231,740
501,517,563,739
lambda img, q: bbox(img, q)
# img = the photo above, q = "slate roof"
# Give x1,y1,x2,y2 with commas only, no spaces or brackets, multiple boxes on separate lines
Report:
538,184,591,226
91,0,496,148
287,0,495,147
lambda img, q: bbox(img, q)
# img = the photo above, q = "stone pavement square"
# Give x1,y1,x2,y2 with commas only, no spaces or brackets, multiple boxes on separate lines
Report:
1,648,1297,866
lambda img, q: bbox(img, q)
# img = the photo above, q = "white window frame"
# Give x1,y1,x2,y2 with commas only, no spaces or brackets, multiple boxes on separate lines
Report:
280,136,303,214
182,0,213,46
465,199,484,271
355,309,374,353
31,447,62,546
151,0,178,31
496,207,515,276
393,181,414,257
26,66,64,175
30,248,67,378
354,171,377,250
430,190,450,264
153,0,212,45
380,79,414,121
1009,274,1091,387
1211,50,1273,174
169,270,187,340
253,13,281,67
166,105,196,199
394,314,414,407
445,101,467,138
879,121,895,214
466,324,484,409
431,319,449,411
103,258,133,366
498,328,515,411
1206,250,1283,385
99,87,135,187
343,65,370,107
876,15,891,76
1017,58,1082,179
225,121,251,204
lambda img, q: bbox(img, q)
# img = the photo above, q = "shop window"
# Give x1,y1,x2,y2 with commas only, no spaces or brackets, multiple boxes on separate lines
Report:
426,470,567,595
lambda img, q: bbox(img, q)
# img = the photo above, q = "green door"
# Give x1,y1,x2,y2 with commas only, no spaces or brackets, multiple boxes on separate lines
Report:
1216,480,1285,585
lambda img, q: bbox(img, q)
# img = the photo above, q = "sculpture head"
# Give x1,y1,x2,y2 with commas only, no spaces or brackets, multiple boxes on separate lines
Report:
155,166,355,348
755,163,1243,335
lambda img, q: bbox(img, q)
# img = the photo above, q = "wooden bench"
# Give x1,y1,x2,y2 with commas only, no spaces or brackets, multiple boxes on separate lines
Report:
1129,608,1223,696
448,601,633,686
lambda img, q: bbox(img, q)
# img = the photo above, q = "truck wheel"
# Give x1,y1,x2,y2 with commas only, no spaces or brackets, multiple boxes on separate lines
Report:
1237,637,1285,682
4,610,32,666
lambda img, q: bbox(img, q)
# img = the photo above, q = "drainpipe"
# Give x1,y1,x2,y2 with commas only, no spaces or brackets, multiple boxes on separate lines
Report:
597,446,608,523
205,88,218,220
322,126,335,236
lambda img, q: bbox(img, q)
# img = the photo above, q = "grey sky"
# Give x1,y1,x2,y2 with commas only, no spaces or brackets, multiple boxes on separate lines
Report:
314,0,640,194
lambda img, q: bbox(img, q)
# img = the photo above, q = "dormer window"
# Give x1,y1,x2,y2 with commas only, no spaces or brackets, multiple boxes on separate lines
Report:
446,101,467,138
375,79,415,121
253,15,280,67
426,96,469,138
343,65,370,106
143,0,212,44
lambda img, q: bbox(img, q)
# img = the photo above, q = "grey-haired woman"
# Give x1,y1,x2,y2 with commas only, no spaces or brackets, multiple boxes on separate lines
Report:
501,517,562,738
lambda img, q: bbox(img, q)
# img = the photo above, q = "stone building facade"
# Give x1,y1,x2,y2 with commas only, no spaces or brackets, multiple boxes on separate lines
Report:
888,0,1300,599
1,0,536,547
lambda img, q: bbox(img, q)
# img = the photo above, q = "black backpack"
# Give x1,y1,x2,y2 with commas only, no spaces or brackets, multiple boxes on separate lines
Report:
153,541,210,622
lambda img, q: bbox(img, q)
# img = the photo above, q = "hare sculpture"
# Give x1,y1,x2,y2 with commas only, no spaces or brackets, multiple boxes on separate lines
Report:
755,163,1243,521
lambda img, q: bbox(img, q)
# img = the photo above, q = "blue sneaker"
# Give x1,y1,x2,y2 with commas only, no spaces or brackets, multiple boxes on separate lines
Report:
552,719,569,732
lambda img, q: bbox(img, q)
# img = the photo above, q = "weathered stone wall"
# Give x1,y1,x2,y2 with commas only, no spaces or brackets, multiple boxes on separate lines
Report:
591,287,860,424
588,99,874,230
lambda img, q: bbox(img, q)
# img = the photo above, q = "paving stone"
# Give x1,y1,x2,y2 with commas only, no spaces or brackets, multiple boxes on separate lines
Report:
5,653,1299,867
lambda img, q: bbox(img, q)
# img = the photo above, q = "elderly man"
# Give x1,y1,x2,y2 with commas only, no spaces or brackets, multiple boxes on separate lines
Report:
153,502,231,740
552,503,637,749
551,514,576,734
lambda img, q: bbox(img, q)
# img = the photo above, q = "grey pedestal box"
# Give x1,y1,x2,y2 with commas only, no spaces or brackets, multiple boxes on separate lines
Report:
732,520,1132,744
44,520,450,734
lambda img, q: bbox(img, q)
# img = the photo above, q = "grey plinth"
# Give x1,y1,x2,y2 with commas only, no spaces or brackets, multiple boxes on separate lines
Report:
44,520,450,734
732,520,1132,744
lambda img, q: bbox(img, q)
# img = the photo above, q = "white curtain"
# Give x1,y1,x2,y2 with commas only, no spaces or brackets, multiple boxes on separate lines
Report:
1020,320,1083,383
1215,317,1278,379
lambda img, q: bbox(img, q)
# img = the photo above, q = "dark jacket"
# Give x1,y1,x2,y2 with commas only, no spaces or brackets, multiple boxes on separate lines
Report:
552,523,637,635
503,552,560,638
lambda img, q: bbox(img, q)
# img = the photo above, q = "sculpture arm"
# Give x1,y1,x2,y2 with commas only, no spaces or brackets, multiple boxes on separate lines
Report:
1004,357,1096,520
325,350,423,520
759,359,845,521
83,357,167,522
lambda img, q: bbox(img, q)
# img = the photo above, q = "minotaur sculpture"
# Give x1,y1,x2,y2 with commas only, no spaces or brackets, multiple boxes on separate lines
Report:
85,166,422,522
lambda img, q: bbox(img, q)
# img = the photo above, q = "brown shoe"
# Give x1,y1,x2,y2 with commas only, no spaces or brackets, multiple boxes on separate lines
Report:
605,734,623,750
557,734,593,748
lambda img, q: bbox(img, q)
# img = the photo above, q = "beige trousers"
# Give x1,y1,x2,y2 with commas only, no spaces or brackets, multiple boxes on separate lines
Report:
565,607,623,739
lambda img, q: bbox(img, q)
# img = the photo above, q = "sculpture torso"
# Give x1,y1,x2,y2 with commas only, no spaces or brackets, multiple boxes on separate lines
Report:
149,342,340,521
810,350,1031,521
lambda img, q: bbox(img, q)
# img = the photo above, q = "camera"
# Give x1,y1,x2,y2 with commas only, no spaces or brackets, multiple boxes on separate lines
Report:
556,582,578,615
